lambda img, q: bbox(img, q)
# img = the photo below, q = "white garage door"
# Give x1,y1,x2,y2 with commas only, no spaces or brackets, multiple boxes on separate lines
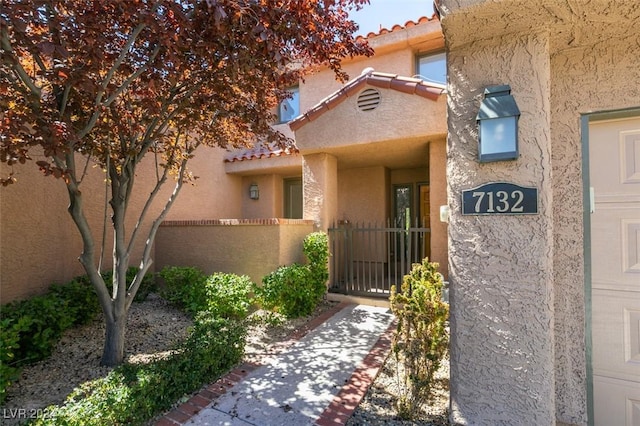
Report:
589,115,640,426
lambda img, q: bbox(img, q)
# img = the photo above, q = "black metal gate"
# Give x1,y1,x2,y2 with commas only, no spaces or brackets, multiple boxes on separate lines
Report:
328,219,430,298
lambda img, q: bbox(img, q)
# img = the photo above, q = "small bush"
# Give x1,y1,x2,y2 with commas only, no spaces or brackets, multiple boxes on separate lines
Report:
0,279,100,402
389,258,449,420
303,231,329,295
158,266,207,313
159,267,253,319
256,232,329,319
200,273,254,320
258,264,316,318
32,314,246,425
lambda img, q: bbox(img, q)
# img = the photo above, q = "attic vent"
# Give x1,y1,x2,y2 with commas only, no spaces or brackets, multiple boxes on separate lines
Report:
357,88,381,111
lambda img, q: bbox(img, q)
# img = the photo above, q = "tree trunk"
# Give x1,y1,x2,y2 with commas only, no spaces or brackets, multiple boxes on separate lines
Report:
101,311,126,366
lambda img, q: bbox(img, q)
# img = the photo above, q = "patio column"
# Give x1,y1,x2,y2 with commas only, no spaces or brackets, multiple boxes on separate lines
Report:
302,153,338,231
445,29,556,425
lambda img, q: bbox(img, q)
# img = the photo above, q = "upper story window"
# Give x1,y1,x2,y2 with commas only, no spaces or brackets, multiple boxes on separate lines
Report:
416,52,446,85
278,86,300,123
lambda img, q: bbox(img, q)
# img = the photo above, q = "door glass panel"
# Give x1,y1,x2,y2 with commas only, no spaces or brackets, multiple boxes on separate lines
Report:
394,184,412,228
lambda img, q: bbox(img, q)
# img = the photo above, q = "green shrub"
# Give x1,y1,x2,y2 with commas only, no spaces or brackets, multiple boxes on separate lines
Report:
256,232,330,319
303,231,329,295
389,258,449,420
32,314,246,426
159,267,253,319
258,264,316,318
0,317,27,402
158,266,207,313
0,279,100,403
200,273,254,320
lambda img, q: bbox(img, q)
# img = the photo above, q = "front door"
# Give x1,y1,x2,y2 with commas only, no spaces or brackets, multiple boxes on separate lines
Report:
589,115,640,425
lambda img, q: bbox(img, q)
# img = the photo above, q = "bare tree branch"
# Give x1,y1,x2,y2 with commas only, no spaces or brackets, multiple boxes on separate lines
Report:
126,156,189,311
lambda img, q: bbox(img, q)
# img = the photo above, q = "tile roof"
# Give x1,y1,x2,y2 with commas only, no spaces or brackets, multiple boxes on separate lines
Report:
225,15,443,164
224,142,299,163
356,14,439,40
288,70,446,131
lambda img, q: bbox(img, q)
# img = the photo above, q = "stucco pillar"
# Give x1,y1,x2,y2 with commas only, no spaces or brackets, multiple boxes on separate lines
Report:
429,138,448,279
302,153,338,231
445,33,556,425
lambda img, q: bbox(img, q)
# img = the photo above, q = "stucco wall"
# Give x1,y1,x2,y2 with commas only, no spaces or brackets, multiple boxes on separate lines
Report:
241,174,283,219
338,166,387,225
300,17,444,111
445,30,555,425
166,146,242,220
440,0,640,424
0,145,242,303
549,20,640,424
429,138,448,278
303,153,338,230
155,219,315,285
0,154,164,302
295,88,446,151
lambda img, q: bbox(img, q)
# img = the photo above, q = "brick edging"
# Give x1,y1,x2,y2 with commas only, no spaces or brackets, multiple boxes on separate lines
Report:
154,301,351,426
314,319,397,426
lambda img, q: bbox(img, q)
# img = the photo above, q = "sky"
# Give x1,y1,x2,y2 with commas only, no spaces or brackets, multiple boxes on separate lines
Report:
350,0,435,36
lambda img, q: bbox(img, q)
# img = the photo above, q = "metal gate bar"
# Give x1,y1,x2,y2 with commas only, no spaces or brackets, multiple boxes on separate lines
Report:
328,219,430,298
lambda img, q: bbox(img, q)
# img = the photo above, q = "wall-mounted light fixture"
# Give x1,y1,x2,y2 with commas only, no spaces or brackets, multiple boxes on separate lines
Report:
476,85,520,162
249,183,259,200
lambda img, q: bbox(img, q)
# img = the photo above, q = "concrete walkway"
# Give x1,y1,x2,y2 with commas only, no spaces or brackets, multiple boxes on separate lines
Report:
155,302,395,426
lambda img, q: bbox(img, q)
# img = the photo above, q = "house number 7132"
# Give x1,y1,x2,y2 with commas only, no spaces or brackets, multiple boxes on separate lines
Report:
462,182,538,215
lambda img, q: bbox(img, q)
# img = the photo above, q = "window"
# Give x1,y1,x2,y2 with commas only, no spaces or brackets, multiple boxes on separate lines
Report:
284,178,303,219
416,52,446,84
278,87,300,123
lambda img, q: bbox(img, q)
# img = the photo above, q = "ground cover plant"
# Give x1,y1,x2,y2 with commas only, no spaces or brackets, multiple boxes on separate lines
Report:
0,278,100,403
0,267,155,403
12,268,248,425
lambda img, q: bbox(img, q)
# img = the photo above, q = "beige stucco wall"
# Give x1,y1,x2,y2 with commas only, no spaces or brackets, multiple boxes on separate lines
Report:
166,146,243,220
338,166,388,225
445,24,556,426
155,219,314,285
295,88,446,153
303,153,338,230
0,144,242,303
0,153,167,302
241,175,283,219
429,138,448,278
439,0,640,424
300,17,444,111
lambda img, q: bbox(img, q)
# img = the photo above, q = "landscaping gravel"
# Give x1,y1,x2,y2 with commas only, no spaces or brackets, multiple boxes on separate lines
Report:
1,294,449,425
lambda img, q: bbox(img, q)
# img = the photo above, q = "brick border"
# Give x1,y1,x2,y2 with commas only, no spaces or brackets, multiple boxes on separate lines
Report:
154,301,350,426
314,319,397,426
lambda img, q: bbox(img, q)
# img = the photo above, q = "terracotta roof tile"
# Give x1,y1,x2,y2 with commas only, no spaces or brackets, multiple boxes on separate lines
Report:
226,15,442,164
224,142,299,163
289,70,446,131
357,15,438,41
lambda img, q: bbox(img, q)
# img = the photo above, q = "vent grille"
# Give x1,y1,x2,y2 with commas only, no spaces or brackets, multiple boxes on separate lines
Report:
357,88,381,111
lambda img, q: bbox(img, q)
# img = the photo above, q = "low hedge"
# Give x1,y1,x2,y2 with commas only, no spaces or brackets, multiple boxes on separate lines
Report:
0,279,100,403
31,313,246,425
0,267,155,404
23,267,250,425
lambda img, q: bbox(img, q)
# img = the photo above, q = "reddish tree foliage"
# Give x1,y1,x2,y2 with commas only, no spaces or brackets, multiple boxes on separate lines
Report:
0,0,372,366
